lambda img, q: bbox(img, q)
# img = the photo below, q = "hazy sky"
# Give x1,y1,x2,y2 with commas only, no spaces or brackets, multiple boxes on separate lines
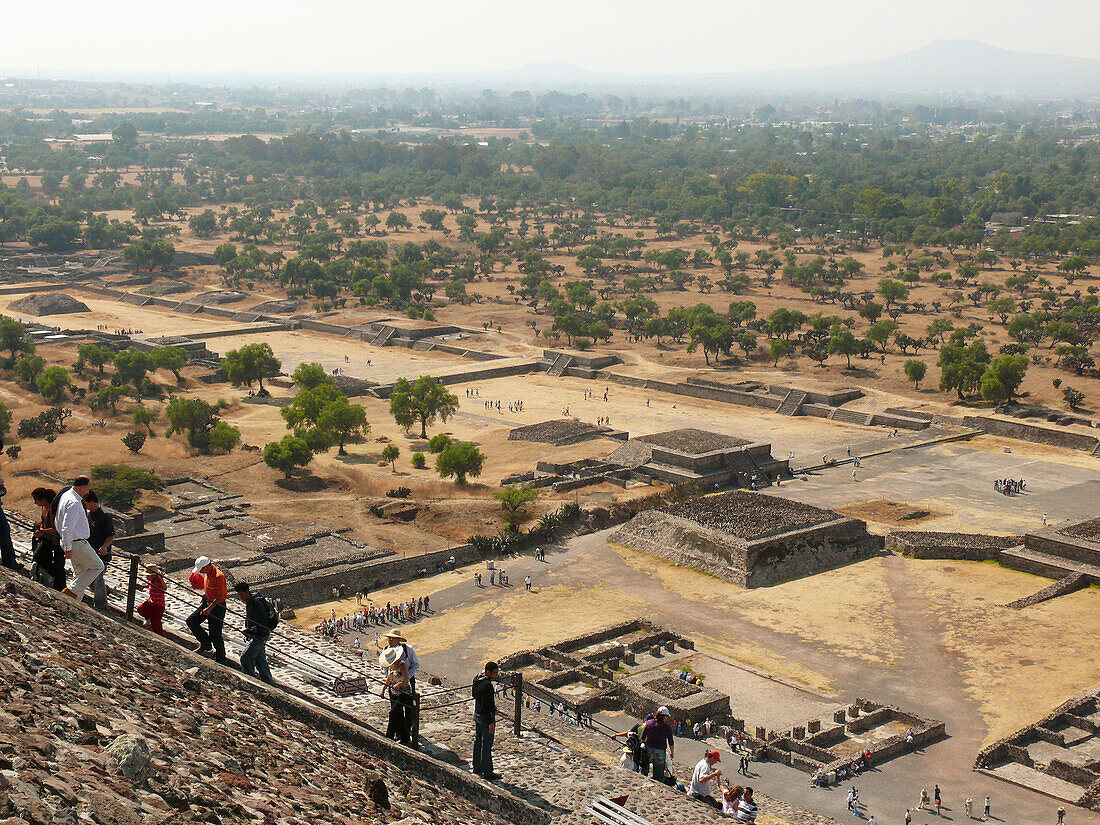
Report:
6,0,1100,78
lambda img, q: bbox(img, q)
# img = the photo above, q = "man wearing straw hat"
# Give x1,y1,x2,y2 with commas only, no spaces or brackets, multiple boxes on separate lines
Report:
379,644,413,746
381,630,420,749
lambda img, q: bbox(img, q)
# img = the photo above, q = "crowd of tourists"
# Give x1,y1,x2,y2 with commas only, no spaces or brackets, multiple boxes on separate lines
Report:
994,478,1027,495
315,596,431,638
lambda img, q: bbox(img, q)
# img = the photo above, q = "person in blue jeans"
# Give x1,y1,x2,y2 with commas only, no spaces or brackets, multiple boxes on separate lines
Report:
641,706,675,781
234,582,274,685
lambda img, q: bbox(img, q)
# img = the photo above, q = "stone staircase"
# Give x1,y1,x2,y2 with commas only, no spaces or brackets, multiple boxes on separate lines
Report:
829,407,875,426
371,326,397,347
775,390,808,416
547,353,573,377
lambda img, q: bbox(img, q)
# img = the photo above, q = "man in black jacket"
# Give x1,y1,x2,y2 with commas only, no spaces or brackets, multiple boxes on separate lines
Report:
471,662,499,780
234,582,275,685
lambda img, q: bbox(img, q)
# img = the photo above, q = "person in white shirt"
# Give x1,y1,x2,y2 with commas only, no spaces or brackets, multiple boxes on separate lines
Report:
55,477,102,601
689,750,722,809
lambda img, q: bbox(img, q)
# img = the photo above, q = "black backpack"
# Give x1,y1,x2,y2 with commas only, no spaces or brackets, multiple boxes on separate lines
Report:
626,729,643,762
256,594,280,632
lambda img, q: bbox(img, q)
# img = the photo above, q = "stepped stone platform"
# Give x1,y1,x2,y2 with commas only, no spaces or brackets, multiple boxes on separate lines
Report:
606,427,788,489
509,418,602,445
9,292,89,315
978,689,1100,809
612,491,881,587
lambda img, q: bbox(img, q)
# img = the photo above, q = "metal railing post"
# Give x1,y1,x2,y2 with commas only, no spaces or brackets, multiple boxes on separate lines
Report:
125,554,140,621
513,672,523,737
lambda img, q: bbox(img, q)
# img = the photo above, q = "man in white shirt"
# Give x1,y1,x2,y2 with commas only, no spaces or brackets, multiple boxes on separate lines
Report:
55,477,102,601
689,750,722,809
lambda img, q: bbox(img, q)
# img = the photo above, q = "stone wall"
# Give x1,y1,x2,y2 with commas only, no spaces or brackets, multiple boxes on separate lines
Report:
886,531,1022,561
261,543,480,606
963,416,1100,452
745,519,882,588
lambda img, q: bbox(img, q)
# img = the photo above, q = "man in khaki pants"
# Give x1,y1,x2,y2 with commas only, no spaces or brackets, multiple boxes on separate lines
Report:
55,476,103,601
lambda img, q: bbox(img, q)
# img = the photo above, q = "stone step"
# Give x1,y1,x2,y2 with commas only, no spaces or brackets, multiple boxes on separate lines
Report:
984,762,1085,803
1000,545,1100,581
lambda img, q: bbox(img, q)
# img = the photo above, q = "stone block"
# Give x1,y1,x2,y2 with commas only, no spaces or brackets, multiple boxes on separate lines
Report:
622,650,635,665
848,705,860,719
650,645,661,657
755,726,767,740
664,640,676,653
793,726,806,740
808,719,821,733
834,710,848,724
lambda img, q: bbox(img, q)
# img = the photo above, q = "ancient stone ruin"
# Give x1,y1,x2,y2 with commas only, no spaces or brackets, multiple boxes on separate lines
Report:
8,292,90,315
605,428,787,489
977,689,1100,810
611,490,881,587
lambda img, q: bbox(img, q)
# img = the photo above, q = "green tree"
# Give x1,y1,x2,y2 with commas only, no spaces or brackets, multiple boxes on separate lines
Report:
77,343,114,375
122,431,147,454
317,395,369,455
151,345,187,381
0,318,35,360
381,443,400,471
222,342,281,392
36,366,71,402
282,382,341,430
770,338,792,367
938,334,991,400
877,279,909,307
1063,386,1086,411
904,359,927,389
90,464,162,511
0,402,11,438
420,209,447,230
166,397,238,452
390,376,459,438
292,361,330,389
14,354,45,385
436,441,484,485
93,385,126,414
865,320,899,352
111,123,138,150
264,435,313,479
208,421,241,452
114,348,152,395
828,327,860,368
981,354,1029,402
132,404,159,436
495,483,537,529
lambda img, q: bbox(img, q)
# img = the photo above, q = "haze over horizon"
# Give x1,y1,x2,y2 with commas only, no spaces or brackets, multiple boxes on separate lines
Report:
5,0,1100,80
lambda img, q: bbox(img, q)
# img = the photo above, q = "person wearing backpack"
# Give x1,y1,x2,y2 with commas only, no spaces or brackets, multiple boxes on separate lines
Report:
234,582,276,685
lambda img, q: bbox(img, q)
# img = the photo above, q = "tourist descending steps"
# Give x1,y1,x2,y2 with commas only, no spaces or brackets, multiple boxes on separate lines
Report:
136,564,167,636
379,644,413,747
31,487,65,590
83,491,115,610
235,582,277,686
186,555,228,664
54,477,103,602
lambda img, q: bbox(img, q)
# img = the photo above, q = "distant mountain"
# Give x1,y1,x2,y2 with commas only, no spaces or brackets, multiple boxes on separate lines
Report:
419,40,1100,99
753,40,1100,98
49,40,1100,100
